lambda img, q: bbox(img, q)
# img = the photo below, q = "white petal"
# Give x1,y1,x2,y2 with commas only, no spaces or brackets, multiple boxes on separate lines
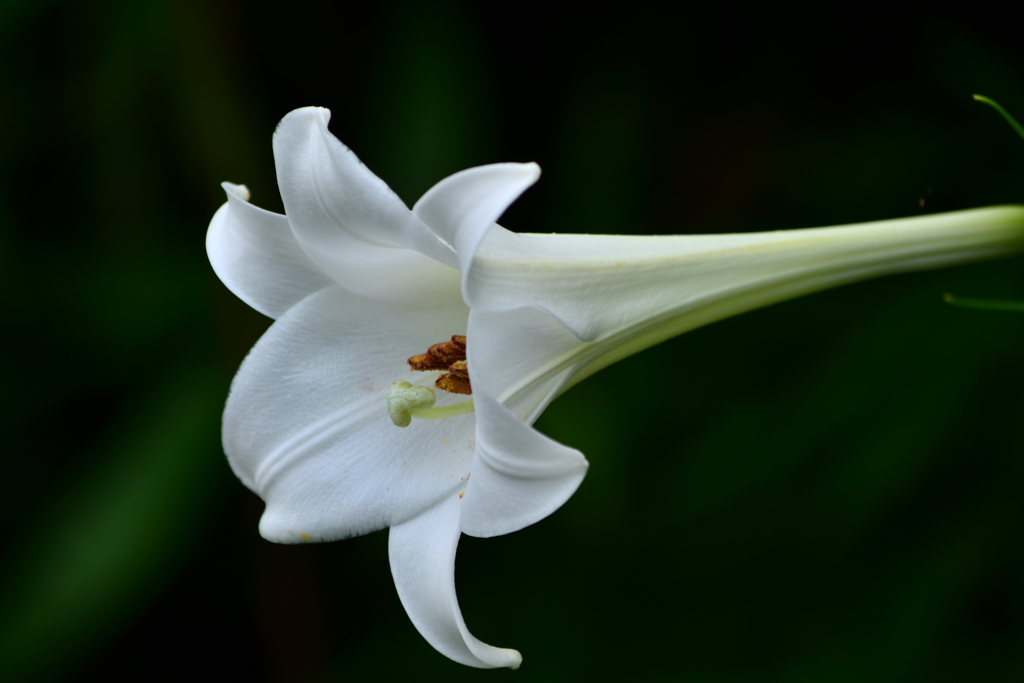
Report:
389,494,522,669
412,162,540,286
272,107,462,303
460,392,588,539
468,206,1024,342
206,184,333,319
223,285,476,543
468,306,586,422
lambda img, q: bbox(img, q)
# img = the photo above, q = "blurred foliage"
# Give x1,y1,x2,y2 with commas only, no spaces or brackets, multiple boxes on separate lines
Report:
2,0,1024,681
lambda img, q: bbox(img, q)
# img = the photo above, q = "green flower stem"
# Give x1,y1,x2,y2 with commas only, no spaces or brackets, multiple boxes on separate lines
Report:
973,95,1024,143
942,293,1024,312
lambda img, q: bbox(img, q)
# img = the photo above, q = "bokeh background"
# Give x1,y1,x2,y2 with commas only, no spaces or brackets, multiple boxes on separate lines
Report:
2,1,1024,681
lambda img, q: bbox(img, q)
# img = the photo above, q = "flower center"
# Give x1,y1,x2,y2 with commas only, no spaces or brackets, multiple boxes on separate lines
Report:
386,335,475,428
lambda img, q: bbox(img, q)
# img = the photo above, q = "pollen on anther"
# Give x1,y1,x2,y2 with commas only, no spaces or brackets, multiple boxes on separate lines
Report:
409,336,473,395
408,335,466,371
436,360,472,394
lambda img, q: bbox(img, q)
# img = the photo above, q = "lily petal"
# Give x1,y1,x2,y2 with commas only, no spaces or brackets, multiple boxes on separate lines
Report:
273,107,462,302
223,285,475,542
468,305,587,422
468,207,1024,343
412,162,541,290
206,183,333,319
390,494,523,669
460,392,588,539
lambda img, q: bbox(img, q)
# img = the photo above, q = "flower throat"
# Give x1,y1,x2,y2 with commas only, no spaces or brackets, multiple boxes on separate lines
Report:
386,335,475,427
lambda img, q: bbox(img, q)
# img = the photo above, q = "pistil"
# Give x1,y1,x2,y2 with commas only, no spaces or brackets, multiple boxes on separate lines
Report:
387,380,437,427
409,399,475,420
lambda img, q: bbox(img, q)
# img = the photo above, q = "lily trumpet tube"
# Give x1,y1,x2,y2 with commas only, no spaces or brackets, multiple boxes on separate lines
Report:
207,106,1024,669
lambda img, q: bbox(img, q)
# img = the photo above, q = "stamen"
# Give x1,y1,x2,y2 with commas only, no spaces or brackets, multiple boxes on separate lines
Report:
408,335,466,371
435,360,472,395
389,336,475,427
408,335,473,395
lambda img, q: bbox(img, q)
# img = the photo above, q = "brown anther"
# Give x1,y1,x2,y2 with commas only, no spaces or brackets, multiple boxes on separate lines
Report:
407,335,467,371
407,336,473,394
436,360,472,395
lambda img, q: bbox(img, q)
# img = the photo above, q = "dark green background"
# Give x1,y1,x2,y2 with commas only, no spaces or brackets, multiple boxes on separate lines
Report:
2,1,1023,680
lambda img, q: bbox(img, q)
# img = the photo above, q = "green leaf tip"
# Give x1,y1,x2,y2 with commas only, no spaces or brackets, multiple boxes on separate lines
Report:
973,94,1024,144
943,292,1024,312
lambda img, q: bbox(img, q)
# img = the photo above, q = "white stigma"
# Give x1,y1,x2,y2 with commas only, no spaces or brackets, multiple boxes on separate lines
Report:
387,380,437,427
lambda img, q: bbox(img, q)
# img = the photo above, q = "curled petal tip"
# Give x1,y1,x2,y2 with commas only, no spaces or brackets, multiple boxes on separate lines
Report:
496,161,541,185
484,648,522,669
221,182,251,201
519,161,541,180
275,106,332,137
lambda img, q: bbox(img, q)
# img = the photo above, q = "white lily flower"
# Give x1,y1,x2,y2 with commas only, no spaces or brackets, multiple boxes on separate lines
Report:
207,106,1024,669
